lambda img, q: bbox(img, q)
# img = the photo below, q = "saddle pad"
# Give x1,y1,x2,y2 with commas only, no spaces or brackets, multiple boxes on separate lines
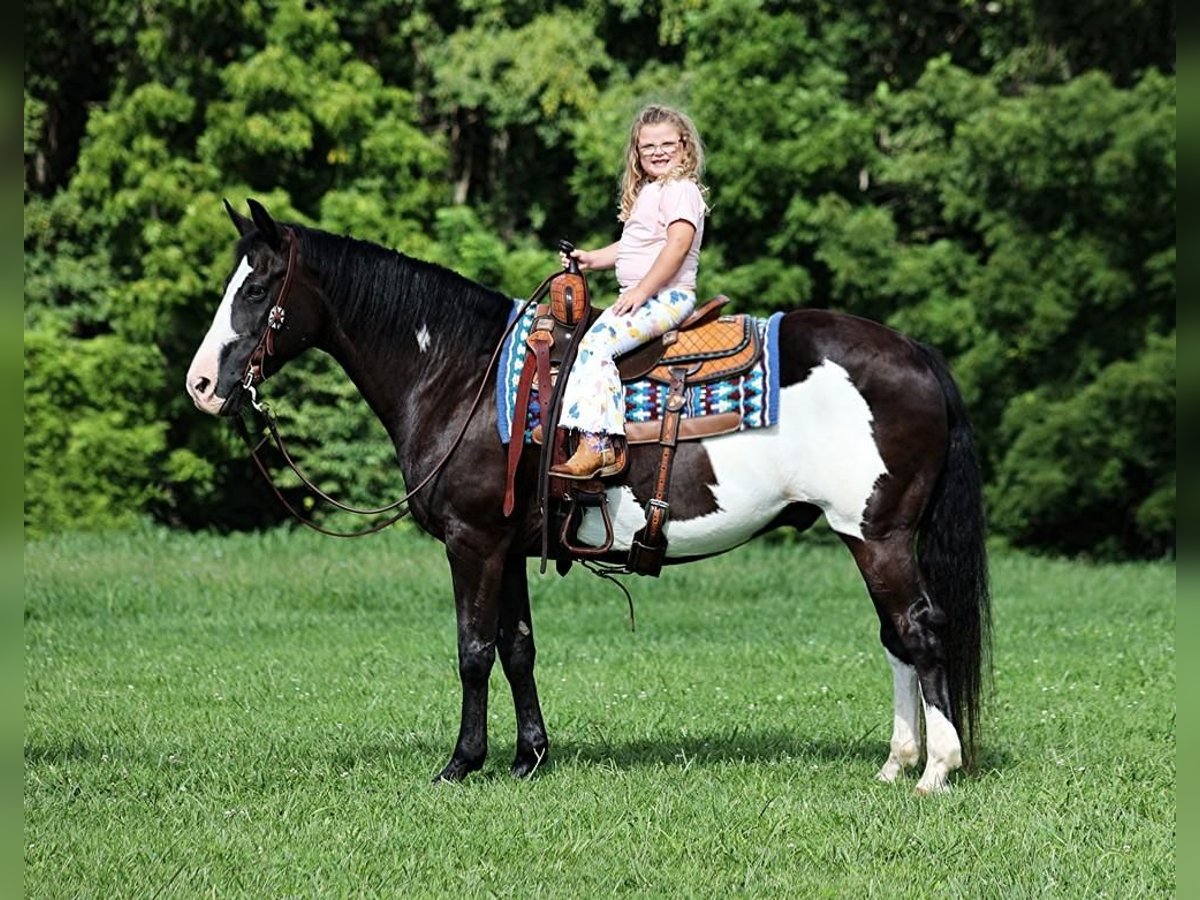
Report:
496,303,784,444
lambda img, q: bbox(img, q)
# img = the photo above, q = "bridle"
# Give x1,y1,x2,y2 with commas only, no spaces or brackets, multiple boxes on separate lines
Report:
241,227,299,409
233,228,557,537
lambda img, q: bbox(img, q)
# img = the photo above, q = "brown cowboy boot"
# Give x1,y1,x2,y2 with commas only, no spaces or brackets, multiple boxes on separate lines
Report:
550,432,627,480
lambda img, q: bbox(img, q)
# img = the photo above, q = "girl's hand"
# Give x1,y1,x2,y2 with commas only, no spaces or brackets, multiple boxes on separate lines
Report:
560,248,599,272
560,242,619,272
612,288,649,316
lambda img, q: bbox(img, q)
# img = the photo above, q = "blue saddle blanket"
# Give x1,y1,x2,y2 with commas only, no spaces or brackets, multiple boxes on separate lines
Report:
495,305,784,444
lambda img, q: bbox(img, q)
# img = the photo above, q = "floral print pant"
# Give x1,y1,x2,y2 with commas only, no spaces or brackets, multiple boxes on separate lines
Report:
559,288,696,436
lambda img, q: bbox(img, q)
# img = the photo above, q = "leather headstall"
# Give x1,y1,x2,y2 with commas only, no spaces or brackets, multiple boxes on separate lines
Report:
243,227,300,391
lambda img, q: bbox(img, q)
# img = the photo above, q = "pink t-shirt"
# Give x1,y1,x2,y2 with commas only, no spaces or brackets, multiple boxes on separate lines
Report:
615,179,706,292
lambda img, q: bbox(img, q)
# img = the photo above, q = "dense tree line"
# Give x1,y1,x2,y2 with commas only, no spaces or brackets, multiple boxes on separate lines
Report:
24,0,1174,557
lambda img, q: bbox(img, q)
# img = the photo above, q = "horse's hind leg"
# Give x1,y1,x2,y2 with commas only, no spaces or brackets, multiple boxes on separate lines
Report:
844,534,963,794
878,642,922,783
497,556,549,778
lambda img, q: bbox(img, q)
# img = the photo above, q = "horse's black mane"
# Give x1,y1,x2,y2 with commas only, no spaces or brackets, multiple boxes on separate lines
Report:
286,223,514,352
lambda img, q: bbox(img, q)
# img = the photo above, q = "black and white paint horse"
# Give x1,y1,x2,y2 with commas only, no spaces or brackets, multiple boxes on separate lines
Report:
187,200,991,794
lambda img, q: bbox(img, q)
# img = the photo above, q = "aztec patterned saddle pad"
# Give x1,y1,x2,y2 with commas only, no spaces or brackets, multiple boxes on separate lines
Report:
495,306,784,444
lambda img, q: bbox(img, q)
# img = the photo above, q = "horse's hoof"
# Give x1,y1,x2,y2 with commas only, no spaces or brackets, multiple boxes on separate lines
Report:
876,764,901,784
877,747,919,783
914,757,956,795
511,747,549,779
432,758,482,784
914,775,951,796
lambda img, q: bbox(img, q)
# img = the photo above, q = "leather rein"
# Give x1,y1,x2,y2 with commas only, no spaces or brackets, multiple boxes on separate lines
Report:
234,227,554,538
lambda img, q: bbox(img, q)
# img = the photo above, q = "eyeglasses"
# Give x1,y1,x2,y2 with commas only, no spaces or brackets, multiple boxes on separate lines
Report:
638,140,683,157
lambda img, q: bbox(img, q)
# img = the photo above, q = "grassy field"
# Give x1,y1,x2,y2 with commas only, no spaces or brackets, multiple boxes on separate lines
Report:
25,526,1174,897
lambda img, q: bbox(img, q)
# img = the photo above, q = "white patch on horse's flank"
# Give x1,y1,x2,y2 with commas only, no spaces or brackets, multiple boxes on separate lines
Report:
416,324,432,352
575,486,647,550
916,699,962,795
575,359,888,553
878,650,922,783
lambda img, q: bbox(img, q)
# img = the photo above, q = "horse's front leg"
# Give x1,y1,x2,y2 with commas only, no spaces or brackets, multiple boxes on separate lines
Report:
497,556,549,778
434,543,505,783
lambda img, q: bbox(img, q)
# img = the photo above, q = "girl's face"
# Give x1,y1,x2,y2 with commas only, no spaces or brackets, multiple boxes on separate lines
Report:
636,122,684,179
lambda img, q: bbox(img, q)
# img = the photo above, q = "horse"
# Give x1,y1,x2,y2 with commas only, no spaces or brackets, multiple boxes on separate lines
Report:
186,199,991,794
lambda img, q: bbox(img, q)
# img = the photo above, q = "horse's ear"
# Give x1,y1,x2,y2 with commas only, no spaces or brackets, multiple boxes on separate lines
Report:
224,198,253,236
247,198,282,249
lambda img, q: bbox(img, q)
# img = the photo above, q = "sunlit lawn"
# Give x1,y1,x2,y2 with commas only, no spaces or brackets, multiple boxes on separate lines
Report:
25,527,1174,896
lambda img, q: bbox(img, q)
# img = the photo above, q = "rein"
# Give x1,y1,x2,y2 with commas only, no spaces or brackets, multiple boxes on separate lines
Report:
235,234,557,537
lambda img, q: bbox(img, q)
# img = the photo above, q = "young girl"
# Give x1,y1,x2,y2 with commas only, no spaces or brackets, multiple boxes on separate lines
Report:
551,104,709,480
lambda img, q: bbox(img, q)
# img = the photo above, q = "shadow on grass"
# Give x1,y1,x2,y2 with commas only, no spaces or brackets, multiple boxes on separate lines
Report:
305,728,884,783
604,729,1012,773
27,727,1011,782
551,726,885,770
357,725,1013,782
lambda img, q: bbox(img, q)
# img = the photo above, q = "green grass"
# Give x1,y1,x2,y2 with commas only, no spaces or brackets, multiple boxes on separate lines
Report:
25,527,1174,897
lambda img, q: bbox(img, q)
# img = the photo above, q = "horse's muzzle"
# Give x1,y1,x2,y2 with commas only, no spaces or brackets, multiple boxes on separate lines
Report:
186,364,243,416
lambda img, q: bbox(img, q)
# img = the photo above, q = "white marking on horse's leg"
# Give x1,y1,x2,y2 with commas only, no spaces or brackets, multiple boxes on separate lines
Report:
877,650,922,783
416,324,431,352
915,698,962,795
186,256,254,414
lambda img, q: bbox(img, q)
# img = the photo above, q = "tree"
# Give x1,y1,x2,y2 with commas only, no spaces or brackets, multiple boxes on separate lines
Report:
23,0,1175,556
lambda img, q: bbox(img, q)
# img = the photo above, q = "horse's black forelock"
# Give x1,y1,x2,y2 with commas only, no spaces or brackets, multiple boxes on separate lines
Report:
284,223,513,352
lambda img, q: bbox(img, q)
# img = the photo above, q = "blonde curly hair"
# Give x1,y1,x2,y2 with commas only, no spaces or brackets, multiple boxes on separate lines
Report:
618,105,708,222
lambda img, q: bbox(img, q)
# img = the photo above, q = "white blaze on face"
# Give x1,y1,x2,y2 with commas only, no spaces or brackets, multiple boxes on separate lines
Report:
186,256,254,415
574,359,889,553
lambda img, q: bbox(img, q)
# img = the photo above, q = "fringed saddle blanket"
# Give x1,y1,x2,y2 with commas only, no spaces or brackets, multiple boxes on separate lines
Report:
495,306,784,444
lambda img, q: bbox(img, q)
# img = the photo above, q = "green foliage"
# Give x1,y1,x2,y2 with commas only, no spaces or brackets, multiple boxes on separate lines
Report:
877,64,1175,534
682,3,878,267
426,8,614,230
990,332,1175,557
24,331,169,536
23,0,1174,556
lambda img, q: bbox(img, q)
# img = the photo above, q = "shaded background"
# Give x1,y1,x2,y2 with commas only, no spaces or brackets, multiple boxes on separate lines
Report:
23,0,1175,558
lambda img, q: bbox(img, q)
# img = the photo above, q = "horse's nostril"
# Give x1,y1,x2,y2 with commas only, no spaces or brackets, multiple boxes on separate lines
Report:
194,376,211,395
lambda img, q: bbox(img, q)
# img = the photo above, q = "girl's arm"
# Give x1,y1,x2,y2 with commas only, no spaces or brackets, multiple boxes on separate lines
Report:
611,220,695,315
562,241,620,272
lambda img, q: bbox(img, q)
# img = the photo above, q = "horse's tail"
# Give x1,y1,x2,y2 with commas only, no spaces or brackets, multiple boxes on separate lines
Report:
915,342,992,769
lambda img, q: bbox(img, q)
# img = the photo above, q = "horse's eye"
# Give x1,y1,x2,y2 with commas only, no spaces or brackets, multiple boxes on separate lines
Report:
245,283,267,301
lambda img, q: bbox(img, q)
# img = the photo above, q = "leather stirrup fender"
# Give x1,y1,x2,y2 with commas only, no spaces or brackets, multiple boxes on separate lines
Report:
503,350,539,517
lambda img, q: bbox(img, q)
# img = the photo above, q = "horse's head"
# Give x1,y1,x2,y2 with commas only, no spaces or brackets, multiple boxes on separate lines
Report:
186,199,322,415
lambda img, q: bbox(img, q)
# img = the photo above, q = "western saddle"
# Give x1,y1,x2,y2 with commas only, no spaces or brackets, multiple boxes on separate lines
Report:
504,251,762,576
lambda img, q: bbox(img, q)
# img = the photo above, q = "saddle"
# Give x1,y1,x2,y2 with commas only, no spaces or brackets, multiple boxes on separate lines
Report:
504,260,763,577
